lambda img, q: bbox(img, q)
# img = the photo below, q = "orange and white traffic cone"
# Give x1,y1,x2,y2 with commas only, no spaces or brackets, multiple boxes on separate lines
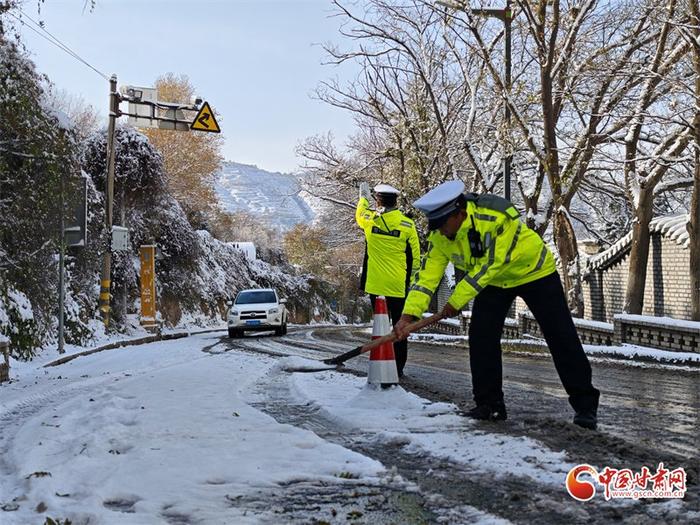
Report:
367,296,399,387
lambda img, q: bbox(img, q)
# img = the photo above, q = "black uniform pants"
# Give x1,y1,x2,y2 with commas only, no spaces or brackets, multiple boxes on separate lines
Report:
469,272,600,413
370,294,408,376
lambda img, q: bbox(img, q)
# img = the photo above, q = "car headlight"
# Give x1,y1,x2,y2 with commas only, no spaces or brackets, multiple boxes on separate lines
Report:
230,310,240,316
268,308,278,314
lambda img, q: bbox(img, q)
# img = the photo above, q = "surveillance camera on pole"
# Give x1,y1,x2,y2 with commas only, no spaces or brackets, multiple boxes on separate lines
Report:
121,85,217,132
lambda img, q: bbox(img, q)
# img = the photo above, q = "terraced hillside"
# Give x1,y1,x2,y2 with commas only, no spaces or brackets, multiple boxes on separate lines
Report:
215,162,315,230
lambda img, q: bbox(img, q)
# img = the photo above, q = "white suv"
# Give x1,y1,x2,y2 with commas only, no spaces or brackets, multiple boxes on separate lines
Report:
227,288,288,337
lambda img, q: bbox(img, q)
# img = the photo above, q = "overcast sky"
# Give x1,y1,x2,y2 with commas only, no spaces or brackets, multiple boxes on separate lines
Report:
14,0,358,173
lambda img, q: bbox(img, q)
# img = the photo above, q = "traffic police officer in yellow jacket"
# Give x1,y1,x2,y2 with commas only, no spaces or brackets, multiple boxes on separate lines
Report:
394,180,600,429
357,182,420,377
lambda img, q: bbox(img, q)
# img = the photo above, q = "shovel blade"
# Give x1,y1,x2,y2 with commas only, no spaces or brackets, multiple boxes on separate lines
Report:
323,345,363,366
284,365,340,373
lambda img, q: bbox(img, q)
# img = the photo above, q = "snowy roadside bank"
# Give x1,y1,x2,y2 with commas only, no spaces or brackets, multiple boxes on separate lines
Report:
42,327,228,368
1,312,227,377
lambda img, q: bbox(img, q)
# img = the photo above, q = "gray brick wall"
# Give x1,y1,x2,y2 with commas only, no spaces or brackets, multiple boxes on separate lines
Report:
583,233,692,322
432,230,692,324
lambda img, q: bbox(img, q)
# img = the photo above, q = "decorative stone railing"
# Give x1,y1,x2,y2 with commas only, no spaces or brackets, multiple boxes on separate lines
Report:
429,312,522,340
428,310,699,354
519,311,616,346
614,314,700,353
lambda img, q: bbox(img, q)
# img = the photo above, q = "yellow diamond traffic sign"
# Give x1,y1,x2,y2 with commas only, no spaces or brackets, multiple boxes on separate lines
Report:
190,101,220,133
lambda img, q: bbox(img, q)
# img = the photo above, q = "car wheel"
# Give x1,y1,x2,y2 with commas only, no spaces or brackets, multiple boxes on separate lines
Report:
228,328,237,338
282,322,287,335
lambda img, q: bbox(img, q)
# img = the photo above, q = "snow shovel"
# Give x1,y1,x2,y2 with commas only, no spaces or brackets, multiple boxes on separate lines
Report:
322,312,445,366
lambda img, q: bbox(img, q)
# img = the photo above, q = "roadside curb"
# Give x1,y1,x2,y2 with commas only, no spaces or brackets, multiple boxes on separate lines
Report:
44,327,227,368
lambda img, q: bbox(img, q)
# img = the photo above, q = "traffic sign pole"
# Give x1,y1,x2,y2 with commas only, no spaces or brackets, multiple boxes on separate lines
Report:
58,166,65,354
97,79,217,328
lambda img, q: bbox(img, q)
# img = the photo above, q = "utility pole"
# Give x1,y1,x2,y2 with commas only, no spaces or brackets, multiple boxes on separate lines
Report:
437,1,514,200
471,0,513,201
58,168,65,354
503,0,512,202
99,74,119,328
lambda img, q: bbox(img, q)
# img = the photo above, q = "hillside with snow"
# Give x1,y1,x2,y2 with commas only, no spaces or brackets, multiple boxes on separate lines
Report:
215,162,315,231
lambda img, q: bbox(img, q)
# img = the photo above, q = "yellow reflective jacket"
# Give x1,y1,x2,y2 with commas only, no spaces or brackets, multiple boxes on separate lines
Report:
403,194,556,317
356,197,421,298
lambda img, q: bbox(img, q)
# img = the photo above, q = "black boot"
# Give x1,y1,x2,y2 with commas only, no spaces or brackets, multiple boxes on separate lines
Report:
465,403,507,421
573,409,597,430
572,390,599,430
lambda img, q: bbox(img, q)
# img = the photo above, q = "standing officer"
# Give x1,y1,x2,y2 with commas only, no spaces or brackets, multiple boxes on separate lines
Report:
394,180,600,429
357,182,420,377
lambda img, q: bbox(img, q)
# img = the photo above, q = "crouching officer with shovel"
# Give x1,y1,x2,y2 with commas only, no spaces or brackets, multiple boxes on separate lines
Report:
357,182,420,377
393,180,600,429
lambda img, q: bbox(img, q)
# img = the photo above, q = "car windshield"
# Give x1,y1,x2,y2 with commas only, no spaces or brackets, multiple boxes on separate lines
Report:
235,291,276,304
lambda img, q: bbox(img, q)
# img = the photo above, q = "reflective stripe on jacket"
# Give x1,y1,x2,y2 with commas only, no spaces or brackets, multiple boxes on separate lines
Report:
356,197,421,298
403,194,556,317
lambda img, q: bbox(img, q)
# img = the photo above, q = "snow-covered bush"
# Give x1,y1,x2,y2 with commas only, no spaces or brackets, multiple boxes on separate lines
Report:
82,126,336,329
0,36,85,357
0,33,337,356
0,280,39,359
82,126,167,194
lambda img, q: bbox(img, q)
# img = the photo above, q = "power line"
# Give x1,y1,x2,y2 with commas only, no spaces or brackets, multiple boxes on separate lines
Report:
8,9,110,81
14,8,110,80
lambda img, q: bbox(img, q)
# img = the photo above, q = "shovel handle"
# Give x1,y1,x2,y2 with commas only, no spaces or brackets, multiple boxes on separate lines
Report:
323,312,445,366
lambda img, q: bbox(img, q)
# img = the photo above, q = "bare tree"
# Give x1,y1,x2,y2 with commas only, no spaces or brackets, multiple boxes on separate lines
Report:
308,1,483,201
620,0,691,314
141,73,224,228
306,0,697,318
296,132,367,247
438,0,691,315
684,0,700,320
44,88,100,143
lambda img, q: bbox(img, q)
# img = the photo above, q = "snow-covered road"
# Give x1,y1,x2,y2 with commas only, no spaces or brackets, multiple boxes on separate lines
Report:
0,332,697,524
0,334,382,523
